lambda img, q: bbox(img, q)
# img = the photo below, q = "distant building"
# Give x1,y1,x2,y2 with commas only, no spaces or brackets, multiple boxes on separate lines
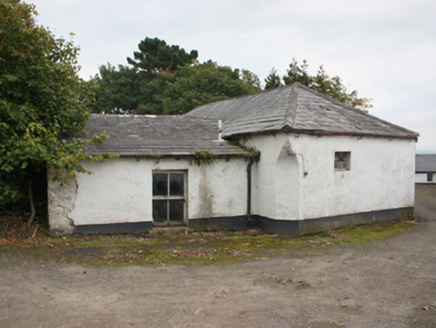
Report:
48,83,419,236
415,154,436,183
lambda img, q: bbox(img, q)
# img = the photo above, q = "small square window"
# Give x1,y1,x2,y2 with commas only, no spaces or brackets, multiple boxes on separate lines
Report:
334,152,351,171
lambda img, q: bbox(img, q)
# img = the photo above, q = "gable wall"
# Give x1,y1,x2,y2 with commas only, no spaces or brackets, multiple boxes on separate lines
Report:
245,133,415,222
292,134,415,220
48,157,247,234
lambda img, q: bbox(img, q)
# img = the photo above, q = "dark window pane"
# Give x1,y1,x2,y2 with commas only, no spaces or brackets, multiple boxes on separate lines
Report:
334,152,350,170
170,173,184,196
169,200,184,222
153,173,168,196
153,200,167,222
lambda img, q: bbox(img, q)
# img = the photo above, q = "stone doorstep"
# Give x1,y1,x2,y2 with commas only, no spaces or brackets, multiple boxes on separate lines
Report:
150,226,194,234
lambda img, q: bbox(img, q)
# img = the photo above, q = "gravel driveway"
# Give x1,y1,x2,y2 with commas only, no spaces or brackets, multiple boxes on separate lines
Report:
1,184,435,327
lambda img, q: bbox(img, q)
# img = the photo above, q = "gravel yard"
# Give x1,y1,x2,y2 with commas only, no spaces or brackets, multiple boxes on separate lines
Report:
1,184,435,327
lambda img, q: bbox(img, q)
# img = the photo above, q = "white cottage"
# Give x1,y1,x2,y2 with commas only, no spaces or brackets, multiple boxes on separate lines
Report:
48,83,419,236
415,154,436,183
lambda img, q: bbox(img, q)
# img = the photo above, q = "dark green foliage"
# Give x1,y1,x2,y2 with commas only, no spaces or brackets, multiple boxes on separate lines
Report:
241,69,261,90
0,0,114,206
310,66,371,109
136,69,176,115
283,59,312,86
192,150,217,166
91,37,371,113
268,59,372,109
264,68,283,90
91,38,262,115
89,64,142,114
90,37,197,114
127,37,198,78
161,61,262,115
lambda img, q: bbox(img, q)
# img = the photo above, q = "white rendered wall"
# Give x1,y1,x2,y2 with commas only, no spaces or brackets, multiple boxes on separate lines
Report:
48,134,416,231
415,173,428,183
247,134,300,221
48,157,247,229
415,173,435,183
292,135,415,220
246,133,416,221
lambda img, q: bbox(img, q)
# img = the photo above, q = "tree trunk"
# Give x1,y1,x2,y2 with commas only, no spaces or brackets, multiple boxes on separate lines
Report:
27,180,36,228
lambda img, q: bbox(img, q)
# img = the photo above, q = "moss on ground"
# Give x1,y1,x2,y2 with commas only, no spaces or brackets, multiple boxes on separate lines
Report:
0,219,418,267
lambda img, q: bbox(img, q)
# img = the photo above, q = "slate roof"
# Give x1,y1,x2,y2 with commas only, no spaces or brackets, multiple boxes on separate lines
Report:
416,154,436,173
186,82,419,140
80,114,250,157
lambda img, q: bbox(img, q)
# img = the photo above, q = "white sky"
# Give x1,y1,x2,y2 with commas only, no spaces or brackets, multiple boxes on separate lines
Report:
30,0,436,152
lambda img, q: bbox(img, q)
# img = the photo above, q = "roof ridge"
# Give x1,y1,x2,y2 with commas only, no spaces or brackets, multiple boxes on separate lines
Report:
186,84,295,116
292,82,366,113
282,83,299,129
181,82,418,140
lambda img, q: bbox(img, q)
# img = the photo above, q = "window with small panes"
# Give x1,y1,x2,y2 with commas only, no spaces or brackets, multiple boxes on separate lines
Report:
152,171,186,224
334,152,351,171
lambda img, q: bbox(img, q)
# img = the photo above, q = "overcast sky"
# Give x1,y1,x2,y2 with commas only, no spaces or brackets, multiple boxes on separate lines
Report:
30,0,436,152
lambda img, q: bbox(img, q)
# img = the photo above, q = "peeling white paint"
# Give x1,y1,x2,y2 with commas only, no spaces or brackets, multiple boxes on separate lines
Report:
245,133,416,221
48,157,248,231
47,169,77,234
48,132,416,234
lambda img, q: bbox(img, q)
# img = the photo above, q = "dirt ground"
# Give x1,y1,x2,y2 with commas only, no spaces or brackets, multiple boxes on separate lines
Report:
1,185,435,328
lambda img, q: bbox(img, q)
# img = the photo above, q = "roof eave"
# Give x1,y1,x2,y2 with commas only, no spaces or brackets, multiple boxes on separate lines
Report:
224,127,419,141
86,152,252,159
289,129,419,141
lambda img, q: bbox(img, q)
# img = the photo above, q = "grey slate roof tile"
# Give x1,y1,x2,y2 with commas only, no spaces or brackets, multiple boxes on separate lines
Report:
416,154,436,172
79,114,249,157
186,83,419,140
81,83,418,157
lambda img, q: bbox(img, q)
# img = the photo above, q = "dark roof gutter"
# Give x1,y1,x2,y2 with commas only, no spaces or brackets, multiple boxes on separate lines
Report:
225,127,419,141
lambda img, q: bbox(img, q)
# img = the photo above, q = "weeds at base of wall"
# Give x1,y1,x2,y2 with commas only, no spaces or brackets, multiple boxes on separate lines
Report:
0,204,48,245
0,218,418,267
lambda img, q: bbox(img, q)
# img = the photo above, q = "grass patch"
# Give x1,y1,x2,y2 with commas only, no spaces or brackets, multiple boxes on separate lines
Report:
0,219,418,267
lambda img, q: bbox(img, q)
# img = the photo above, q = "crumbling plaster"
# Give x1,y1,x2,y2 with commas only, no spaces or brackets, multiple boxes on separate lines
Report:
244,133,416,221
47,169,77,235
47,157,248,233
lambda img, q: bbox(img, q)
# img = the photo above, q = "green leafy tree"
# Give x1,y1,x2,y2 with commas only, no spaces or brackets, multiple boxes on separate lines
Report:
283,59,311,86
161,61,262,115
264,68,283,90
0,0,112,218
136,69,176,114
310,66,371,109
241,69,261,90
89,64,142,114
127,37,198,79
268,59,372,109
92,38,261,115
90,37,198,114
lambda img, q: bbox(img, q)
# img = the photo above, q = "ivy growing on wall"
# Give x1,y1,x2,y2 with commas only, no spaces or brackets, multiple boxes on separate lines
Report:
192,150,217,166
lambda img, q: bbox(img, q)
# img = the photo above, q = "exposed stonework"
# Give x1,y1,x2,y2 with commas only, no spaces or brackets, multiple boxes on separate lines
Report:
47,169,77,235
